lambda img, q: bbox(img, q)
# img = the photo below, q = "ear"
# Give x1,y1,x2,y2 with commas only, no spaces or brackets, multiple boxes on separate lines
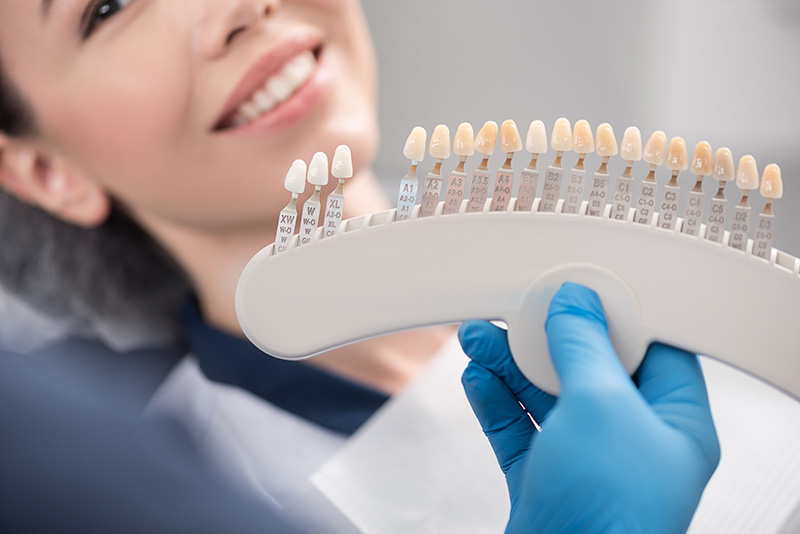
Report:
0,134,110,228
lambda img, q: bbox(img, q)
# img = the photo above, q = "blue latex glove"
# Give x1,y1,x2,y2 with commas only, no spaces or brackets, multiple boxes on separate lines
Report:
459,283,720,534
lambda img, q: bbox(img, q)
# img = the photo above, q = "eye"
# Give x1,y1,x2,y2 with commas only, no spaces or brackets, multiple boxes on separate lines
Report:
81,0,133,39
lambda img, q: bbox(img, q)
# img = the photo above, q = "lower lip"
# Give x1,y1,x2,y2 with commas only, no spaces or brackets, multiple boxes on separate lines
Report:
217,49,333,137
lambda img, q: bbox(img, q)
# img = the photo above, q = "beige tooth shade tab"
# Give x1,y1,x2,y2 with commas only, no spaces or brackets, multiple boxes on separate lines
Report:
475,121,499,156
526,120,548,154
643,131,667,166
551,118,573,152
500,120,523,153
620,127,643,162
760,163,783,199
665,137,688,171
572,119,595,154
403,127,427,162
429,124,452,160
736,155,759,190
595,123,619,158
690,141,714,176
453,122,475,157
713,148,735,182
307,152,329,186
285,159,307,194
331,145,353,179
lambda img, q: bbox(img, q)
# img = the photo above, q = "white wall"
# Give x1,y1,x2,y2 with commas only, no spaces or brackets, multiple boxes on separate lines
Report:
363,0,800,254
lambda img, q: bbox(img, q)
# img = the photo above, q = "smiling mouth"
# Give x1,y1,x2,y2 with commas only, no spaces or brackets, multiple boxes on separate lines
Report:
215,46,322,131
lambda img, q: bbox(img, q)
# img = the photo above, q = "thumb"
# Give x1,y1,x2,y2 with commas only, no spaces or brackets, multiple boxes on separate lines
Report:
545,282,631,394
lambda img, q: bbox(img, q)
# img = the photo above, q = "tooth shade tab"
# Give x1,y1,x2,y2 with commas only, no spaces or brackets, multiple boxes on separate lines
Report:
526,120,548,154
690,141,713,176
551,118,573,152
595,123,619,158
620,127,643,162
713,148,735,182
736,155,759,190
403,127,427,162
453,123,475,157
501,120,523,153
285,159,307,194
332,145,353,179
475,121,499,156
572,120,595,154
307,152,329,186
643,131,667,166
665,137,689,171
429,124,452,160
760,164,783,199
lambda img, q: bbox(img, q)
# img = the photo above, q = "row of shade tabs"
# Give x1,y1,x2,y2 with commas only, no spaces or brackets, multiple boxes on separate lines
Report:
395,119,784,260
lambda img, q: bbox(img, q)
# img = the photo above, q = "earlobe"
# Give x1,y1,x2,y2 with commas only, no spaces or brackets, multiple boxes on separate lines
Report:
0,137,111,228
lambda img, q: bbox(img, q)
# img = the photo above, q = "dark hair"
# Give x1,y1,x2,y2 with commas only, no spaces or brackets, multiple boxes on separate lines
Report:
0,55,189,350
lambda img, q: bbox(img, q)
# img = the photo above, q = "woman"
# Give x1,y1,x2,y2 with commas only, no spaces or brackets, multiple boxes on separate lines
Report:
0,0,751,532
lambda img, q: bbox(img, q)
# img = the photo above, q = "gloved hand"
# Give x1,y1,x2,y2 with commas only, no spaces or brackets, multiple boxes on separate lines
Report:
459,282,720,534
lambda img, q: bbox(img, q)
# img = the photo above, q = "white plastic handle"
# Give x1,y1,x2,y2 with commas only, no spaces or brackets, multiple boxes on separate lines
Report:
236,203,800,400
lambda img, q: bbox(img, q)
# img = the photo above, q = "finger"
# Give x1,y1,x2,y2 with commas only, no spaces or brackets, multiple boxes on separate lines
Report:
545,282,632,394
459,320,555,422
461,361,536,475
636,343,720,466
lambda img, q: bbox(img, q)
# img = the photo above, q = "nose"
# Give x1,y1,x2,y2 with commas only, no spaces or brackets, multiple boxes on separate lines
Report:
193,0,279,60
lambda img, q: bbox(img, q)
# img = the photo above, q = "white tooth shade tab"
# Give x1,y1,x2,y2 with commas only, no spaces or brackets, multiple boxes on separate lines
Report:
760,164,783,199
665,137,688,171
332,145,353,179
234,51,317,125
620,127,643,162
736,155,759,190
713,148,735,182
690,142,714,176
453,123,475,157
500,120,523,153
429,124,452,160
551,118,573,152
572,120,595,154
475,121,499,156
595,123,619,158
404,127,427,162
285,159,307,194
643,131,667,166
526,120,548,154
307,152,329,187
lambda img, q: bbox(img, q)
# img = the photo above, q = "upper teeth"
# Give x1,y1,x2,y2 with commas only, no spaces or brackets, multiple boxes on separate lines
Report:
235,51,317,126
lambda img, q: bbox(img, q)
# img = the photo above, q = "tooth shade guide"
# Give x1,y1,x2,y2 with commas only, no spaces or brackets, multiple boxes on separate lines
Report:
420,159,445,218
656,170,681,231
275,198,299,254
538,151,566,213
729,202,752,251
586,157,611,218
443,156,469,215
516,154,540,212
753,211,775,260
562,153,587,215
609,161,636,221
705,184,728,244
466,156,492,213
633,167,659,225
490,153,516,212
396,162,420,221
299,190,323,246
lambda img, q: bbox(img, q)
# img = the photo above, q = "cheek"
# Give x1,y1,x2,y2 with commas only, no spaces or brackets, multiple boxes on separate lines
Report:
40,46,193,197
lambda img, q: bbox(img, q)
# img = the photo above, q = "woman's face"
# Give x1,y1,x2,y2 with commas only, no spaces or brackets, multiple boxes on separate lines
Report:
0,0,378,230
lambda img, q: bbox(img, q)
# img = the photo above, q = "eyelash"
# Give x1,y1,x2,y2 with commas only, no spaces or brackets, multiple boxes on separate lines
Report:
81,0,133,40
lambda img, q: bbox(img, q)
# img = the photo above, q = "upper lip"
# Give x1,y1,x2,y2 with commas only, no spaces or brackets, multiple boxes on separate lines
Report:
213,31,322,130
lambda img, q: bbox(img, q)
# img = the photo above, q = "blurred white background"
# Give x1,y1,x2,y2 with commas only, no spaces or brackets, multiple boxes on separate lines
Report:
363,0,800,254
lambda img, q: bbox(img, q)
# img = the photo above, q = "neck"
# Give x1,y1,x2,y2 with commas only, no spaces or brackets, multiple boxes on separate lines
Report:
135,170,449,393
